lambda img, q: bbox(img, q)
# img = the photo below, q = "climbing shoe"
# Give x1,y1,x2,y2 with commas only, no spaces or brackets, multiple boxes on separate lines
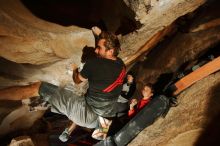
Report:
59,128,70,142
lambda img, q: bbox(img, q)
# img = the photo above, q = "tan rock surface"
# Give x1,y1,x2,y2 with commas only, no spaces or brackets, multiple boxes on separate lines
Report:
9,136,35,146
121,0,206,62
0,0,208,89
135,26,220,87
0,0,219,145
0,0,206,66
166,129,203,146
129,71,220,146
0,105,45,136
0,0,94,65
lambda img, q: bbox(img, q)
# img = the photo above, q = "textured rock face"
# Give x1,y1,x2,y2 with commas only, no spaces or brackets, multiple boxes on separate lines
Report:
9,136,35,146
135,26,220,89
128,1,220,144
134,0,220,93
120,0,206,61
129,71,220,146
0,0,95,65
0,104,45,136
0,0,207,88
0,0,95,88
1,0,220,145
0,0,206,65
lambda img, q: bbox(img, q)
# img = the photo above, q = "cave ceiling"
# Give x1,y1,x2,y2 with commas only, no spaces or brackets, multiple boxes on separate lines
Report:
0,0,211,88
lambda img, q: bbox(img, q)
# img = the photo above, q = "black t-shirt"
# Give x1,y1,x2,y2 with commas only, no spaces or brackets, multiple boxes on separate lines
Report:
80,57,126,117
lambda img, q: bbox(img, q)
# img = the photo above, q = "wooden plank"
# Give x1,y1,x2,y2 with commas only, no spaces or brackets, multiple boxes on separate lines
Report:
173,56,220,96
190,18,220,32
124,24,175,66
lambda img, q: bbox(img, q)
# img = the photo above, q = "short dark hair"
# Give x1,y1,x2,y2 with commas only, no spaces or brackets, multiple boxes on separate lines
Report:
144,83,154,93
99,32,121,56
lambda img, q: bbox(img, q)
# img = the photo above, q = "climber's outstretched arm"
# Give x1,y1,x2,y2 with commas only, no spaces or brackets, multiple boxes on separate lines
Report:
72,68,87,84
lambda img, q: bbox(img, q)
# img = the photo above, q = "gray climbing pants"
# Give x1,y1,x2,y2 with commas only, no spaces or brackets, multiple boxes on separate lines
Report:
39,82,98,128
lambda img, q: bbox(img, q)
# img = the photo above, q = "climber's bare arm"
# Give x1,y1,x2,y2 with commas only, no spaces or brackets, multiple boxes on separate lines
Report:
0,82,41,100
72,68,87,84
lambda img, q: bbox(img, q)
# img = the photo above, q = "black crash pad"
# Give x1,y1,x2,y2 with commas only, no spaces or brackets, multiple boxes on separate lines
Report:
95,95,170,146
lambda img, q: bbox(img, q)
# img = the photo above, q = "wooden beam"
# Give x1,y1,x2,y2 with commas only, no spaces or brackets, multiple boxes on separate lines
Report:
124,24,175,66
190,18,220,32
173,56,220,96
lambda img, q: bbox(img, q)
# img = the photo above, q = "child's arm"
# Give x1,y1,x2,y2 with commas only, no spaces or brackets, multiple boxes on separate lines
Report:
128,108,135,117
128,99,137,117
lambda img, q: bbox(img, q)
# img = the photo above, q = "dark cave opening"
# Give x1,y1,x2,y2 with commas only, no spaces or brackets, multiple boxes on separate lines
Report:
21,0,139,35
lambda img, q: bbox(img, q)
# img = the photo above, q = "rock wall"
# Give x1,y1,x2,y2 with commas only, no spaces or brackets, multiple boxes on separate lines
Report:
1,0,220,145
0,0,206,65
0,0,207,88
120,0,206,61
134,0,220,94
129,71,220,146
135,26,220,88
0,0,95,65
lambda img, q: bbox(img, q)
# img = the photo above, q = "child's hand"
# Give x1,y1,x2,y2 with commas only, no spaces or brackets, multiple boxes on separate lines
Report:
127,75,134,84
130,99,137,110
